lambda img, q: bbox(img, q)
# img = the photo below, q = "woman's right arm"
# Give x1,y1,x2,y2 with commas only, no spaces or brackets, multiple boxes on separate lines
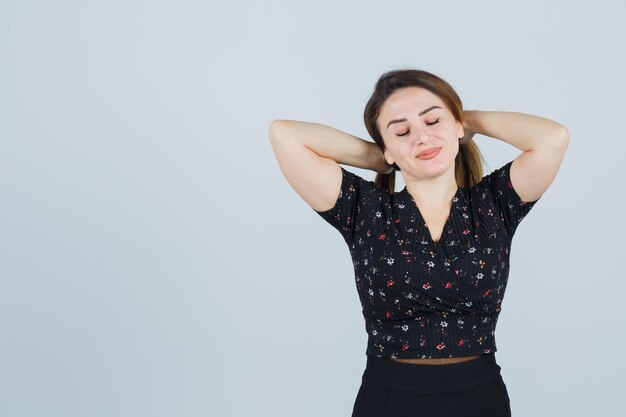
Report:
268,120,389,212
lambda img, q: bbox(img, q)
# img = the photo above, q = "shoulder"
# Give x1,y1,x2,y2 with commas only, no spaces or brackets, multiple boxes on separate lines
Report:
317,167,389,212
467,160,541,237
312,166,391,244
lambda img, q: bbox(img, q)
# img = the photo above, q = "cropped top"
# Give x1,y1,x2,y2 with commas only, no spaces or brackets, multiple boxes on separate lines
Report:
313,160,540,359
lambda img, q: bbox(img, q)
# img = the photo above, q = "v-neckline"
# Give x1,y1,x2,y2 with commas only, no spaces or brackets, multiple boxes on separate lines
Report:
401,186,461,246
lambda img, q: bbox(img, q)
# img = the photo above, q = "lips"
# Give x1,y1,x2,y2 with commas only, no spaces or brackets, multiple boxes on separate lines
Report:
416,147,442,159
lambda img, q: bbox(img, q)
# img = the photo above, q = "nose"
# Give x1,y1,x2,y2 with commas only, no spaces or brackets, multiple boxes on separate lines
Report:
416,132,430,145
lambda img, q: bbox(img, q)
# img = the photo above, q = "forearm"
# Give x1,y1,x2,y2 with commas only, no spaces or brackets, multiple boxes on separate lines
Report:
464,110,569,151
269,119,387,172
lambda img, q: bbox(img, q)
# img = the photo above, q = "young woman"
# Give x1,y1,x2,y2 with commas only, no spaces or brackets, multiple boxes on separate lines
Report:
268,69,568,417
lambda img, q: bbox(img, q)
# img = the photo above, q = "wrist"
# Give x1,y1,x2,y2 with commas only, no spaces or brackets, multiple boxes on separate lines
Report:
463,110,481,135
367,142,392,174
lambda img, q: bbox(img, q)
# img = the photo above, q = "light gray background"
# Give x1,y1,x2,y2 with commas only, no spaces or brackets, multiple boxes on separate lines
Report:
1,1,624,416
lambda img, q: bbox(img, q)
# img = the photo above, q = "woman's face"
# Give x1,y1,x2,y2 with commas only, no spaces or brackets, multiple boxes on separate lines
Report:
378,87,464,181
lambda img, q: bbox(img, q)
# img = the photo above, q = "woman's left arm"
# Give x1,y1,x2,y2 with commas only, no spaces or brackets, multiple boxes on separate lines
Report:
463,110,569,203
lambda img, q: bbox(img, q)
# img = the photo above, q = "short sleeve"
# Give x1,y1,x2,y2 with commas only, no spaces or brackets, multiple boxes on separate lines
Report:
484,160,541,237
312,166,365,245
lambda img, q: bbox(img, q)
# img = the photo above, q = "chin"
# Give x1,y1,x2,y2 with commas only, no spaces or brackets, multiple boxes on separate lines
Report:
411,158,454,175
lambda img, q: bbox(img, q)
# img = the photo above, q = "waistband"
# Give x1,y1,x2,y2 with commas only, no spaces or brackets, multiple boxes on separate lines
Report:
362,353,502,394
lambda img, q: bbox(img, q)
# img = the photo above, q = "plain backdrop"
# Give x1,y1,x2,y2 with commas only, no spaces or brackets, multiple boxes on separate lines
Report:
2,1,625,416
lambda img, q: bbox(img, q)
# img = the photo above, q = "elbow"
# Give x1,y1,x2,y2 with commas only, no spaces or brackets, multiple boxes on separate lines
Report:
556,125,570,149
268,119,289,142
556,123,569,140
534,124,569,154
547,124,569,151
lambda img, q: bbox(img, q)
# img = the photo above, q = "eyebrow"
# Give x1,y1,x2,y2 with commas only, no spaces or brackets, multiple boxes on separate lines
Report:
386,105,443,130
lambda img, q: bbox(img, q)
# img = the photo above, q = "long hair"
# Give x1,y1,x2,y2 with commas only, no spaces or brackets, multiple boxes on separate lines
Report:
363,69,485,194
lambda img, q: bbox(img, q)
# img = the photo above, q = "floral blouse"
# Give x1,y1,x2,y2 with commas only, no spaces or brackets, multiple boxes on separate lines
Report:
313,160,540,359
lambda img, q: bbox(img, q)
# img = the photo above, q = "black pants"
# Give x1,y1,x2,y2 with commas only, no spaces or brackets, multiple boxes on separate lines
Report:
352,353,511,417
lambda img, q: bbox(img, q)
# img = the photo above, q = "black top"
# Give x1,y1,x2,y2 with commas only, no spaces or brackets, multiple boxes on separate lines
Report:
313,160,540,359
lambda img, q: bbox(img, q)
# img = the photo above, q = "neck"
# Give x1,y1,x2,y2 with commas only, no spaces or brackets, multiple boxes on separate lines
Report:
405,177,458,208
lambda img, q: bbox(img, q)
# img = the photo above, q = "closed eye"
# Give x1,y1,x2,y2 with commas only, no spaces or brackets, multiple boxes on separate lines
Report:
397,118,440,137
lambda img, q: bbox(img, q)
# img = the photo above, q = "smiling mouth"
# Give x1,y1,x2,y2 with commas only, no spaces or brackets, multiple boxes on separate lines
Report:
416,148,442,159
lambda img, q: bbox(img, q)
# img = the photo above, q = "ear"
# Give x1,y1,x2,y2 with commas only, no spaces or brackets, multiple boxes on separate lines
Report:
384,149,395,166
456,120,464,139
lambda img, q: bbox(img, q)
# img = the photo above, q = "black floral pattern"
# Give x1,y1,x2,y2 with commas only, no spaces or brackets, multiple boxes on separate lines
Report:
313,161,540,359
